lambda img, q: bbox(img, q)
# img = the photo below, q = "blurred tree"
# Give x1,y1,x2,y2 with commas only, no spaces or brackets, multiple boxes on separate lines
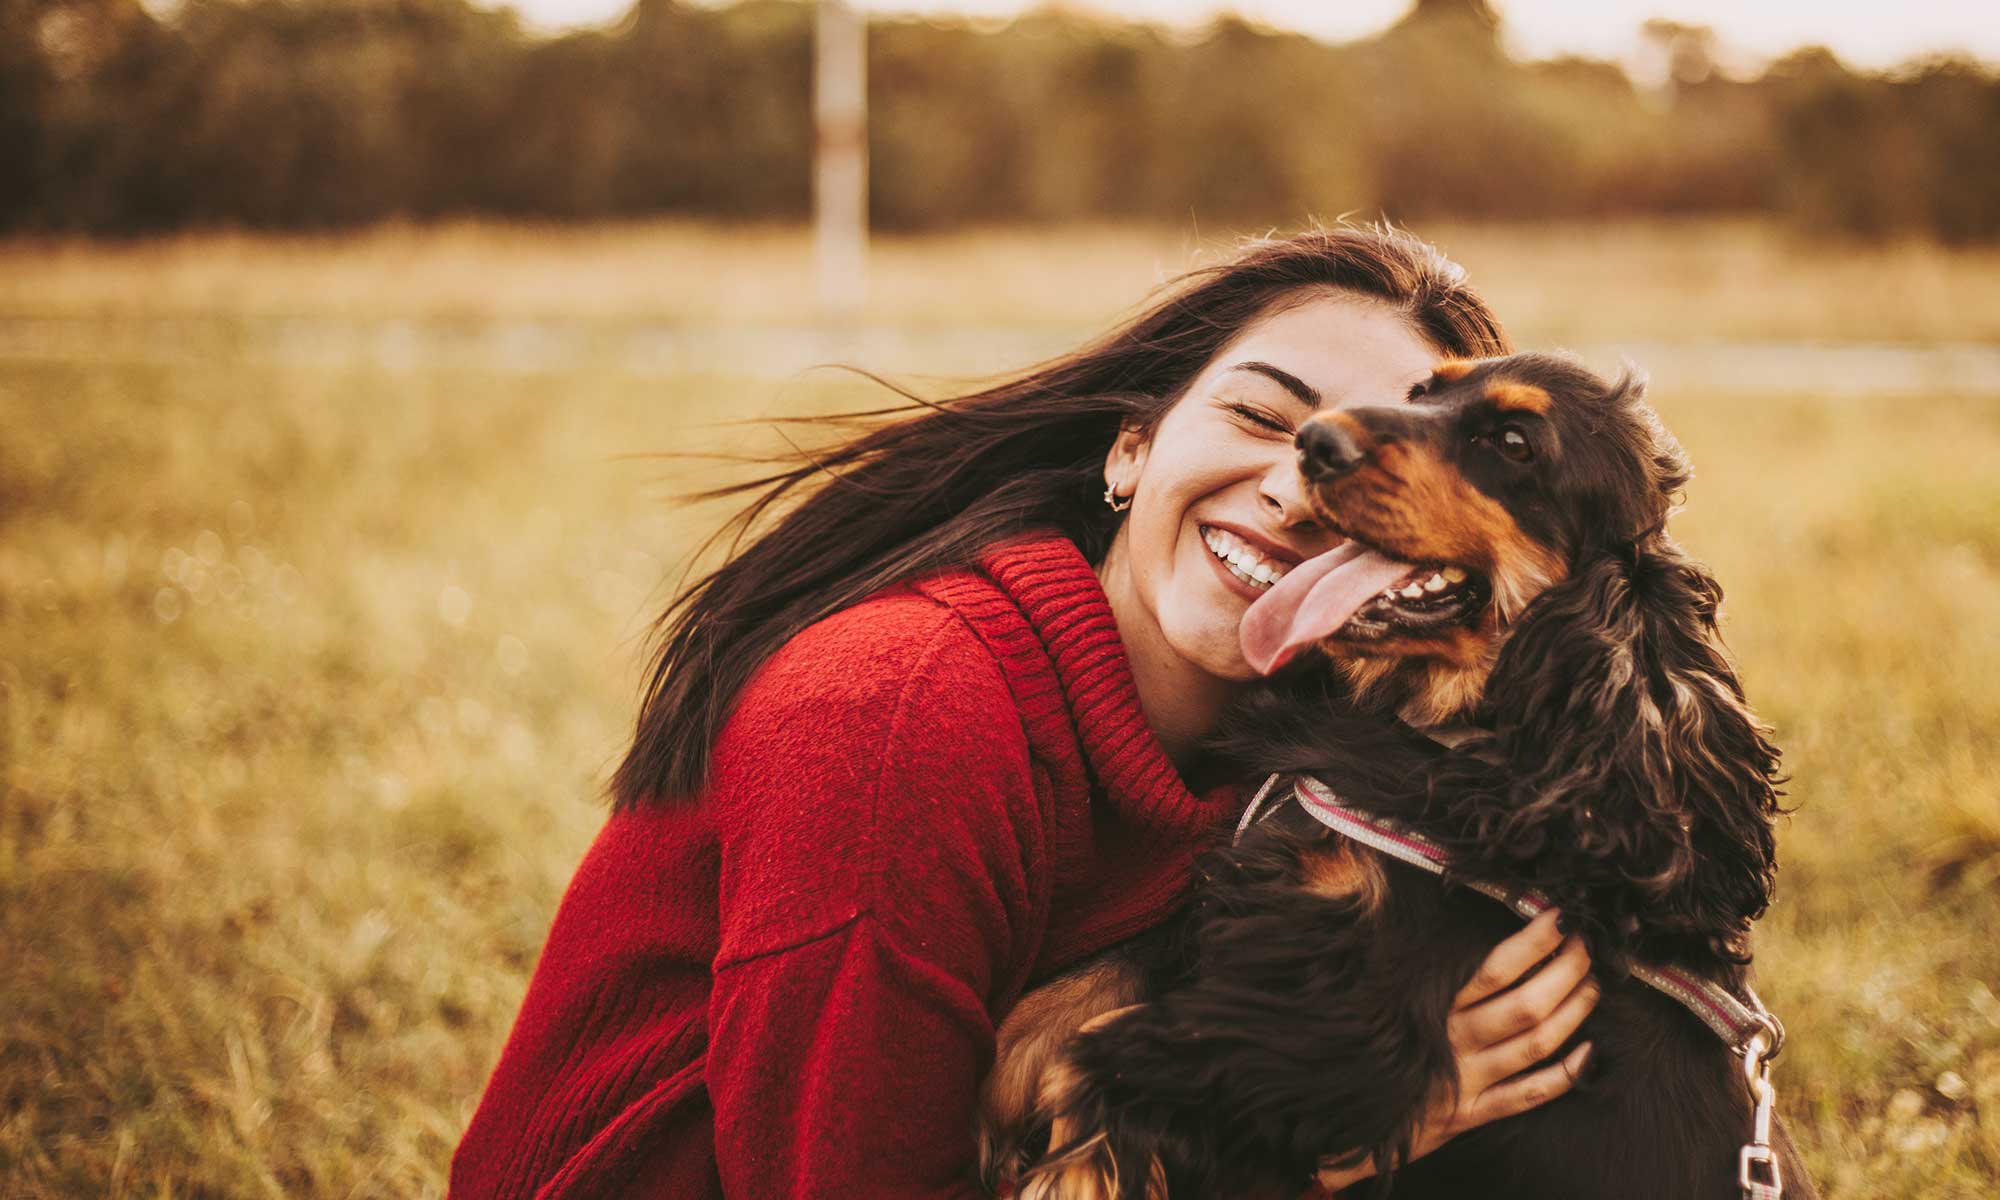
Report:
1775,51,2000,243
0,0,59,226
0,0,1990,241
1642,19,1721,88
1400,0,1500,38
2,0,167,229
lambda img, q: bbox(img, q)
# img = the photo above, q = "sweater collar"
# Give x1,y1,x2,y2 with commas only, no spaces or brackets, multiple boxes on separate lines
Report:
976,532,1240,839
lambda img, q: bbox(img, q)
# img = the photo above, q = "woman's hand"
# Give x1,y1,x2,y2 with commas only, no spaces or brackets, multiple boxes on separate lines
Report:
1313,907,1599,1193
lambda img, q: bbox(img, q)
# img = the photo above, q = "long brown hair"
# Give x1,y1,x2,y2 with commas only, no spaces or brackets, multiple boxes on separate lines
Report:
613,225,1512,808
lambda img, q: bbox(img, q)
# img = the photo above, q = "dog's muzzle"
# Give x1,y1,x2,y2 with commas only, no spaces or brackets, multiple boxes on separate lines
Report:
1296,417,1369,481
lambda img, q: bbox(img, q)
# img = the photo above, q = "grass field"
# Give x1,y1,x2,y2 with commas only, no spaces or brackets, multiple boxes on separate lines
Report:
3,219,1998,1197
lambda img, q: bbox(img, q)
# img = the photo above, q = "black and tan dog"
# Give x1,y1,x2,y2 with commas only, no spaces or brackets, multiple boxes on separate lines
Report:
977,353,1817,1199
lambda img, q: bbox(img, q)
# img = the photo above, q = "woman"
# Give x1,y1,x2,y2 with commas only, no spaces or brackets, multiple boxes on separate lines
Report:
452,227,1599,1198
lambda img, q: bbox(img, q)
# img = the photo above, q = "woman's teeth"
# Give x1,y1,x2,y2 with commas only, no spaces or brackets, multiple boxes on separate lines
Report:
1200,526,1290,591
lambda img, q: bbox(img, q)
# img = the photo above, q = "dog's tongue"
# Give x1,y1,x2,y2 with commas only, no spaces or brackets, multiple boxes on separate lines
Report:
1241,542,1414,674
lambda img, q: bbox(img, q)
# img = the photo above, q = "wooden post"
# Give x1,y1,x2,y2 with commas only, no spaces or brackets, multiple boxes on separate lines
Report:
815,0,868,316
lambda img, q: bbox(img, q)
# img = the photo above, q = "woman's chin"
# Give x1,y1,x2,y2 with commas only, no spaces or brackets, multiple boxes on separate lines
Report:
1158,616,1261,685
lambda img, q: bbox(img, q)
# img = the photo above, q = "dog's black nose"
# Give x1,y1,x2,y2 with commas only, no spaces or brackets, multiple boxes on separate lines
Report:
1297,418,1368,481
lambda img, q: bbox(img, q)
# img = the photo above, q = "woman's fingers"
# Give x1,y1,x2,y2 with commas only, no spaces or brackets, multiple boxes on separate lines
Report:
1463,1040,1594,1127
1449,931,1592,1053
1315,920,1601,1185
1452,907,1565,1009
1470,973,1601,1083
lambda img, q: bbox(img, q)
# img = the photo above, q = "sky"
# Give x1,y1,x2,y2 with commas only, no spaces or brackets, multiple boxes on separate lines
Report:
487,0,2000,72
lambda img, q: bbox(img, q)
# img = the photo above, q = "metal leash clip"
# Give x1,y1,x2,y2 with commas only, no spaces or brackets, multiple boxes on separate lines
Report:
1738,1023,1783,1200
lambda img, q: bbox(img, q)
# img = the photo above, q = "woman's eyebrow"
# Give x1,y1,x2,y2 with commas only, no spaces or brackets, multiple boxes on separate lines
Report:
1228,362,1321,407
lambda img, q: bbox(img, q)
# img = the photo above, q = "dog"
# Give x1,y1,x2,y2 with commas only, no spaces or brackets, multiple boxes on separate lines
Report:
976,353,1818,1199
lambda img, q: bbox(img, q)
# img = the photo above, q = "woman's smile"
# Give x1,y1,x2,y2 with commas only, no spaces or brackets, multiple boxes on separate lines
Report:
1197,523,1300,596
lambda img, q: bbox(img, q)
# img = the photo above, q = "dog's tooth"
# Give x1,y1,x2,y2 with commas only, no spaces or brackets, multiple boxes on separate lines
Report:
1442,566,1468,583
1250,563,1272,583
1400,582,1425,599
1423,573,1446,592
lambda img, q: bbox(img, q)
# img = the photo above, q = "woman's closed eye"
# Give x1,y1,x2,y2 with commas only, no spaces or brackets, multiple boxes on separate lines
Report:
1224,402,1293,436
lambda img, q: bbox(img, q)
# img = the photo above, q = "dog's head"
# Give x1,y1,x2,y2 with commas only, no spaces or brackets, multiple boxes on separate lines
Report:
1240,353,1783,961
1244,353,1682,724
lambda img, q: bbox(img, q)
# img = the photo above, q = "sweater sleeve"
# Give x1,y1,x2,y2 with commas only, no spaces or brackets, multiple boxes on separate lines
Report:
703,593,1048,1198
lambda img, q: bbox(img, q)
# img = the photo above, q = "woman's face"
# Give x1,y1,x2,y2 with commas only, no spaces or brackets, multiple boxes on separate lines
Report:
1101,291,1442,685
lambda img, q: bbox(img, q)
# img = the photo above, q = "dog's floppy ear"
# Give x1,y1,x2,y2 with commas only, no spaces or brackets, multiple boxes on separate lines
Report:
1446,537,1783,963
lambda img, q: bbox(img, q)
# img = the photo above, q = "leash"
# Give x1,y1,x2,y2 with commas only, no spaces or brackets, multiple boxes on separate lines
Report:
1237,772,1788,1199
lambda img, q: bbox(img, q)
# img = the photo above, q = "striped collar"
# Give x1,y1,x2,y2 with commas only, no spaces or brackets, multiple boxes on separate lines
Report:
1236,771,1784,1057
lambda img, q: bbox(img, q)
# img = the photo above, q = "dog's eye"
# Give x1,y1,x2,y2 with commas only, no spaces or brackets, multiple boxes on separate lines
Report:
1498,426,1534,463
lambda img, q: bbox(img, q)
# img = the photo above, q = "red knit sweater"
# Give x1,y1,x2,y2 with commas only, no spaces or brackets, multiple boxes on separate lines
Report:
450,534,1243,1198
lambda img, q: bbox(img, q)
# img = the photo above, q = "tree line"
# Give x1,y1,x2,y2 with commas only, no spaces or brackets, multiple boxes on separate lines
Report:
3,0,1995,239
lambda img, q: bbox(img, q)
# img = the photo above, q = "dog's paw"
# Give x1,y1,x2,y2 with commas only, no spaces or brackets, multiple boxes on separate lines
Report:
978,961,1144,1192
1013,1025,1167,1200
1015,1070,1165,1200
1014,1128,1132,1200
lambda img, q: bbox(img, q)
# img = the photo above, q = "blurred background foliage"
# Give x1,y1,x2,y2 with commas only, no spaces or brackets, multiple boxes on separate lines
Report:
4,0,1998,240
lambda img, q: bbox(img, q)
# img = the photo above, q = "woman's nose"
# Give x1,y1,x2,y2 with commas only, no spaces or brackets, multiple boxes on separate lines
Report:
1260,453,1322,531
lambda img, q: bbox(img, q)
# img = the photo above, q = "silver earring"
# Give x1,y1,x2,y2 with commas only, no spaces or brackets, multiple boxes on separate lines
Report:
1103,482,1132,512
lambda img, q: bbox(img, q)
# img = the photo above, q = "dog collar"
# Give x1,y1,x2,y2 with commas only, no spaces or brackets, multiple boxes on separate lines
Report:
1234,772,1786,1059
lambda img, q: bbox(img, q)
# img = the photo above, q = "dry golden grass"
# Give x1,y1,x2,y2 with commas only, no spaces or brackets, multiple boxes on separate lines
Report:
2,220,1996,1197
2,217,1998,343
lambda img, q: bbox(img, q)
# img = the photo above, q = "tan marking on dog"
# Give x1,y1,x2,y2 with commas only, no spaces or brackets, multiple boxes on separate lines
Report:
1319,408,1376,450
1016,1115,1118,1200
1486,381,1552,415
1298,840,1388,910
1324,439,1564,621
1432,359,1477,382
1017,1126,1164,1200
1076,1002,1144,1036
1016,1020,1165,1200
1305,428,1567,726
977,960,1144,1191
1336,621,1512,729
1335,656,1401,706
1400,651,1506,728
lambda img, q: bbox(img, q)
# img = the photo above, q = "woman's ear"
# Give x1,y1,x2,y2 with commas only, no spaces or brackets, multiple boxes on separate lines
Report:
1103,420,1151,497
